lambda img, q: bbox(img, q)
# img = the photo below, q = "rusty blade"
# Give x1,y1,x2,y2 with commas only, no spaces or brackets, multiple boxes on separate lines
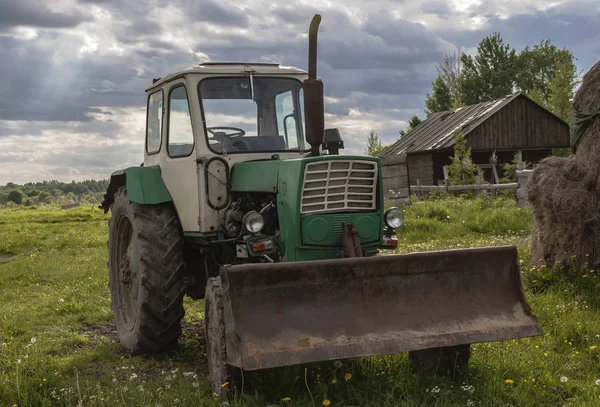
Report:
220,245,542,371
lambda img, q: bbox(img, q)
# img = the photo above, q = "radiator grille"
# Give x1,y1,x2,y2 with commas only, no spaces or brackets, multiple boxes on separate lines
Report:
301,160,378,214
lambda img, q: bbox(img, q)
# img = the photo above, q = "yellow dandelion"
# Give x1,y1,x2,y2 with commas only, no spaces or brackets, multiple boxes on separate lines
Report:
505,379,514,384
282,397,291,402
344,373,352,381
221,382,229,388
331,378,337,384
43,378,46,382
323,400,331,406
544,353,548,357
531,378,535,382
535,345,539,348
591,346,597,350
576,351,580,355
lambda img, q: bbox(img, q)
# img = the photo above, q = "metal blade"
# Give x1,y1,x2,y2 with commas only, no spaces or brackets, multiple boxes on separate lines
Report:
220,245,542,370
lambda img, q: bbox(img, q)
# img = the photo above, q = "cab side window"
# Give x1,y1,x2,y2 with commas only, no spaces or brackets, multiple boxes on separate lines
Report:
146,91,163,154
168,85,194,157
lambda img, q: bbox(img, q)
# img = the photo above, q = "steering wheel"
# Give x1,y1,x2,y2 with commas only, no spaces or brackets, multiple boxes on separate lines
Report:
206,127,246,139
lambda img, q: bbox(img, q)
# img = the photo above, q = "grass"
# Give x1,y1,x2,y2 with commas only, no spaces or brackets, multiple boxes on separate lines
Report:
1,197,600,406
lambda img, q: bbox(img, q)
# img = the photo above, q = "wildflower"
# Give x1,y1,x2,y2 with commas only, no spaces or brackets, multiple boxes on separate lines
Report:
322,400,331,406
16,359,21,364
467,400,475,407
192,382,199,388
544,353,548,357
595,379,600,386
129,373,138,381
430,386,441,393
344,373,352,381
591,346,597,350
334,361,343,368
505,379,514,384
331,378,337,384
137,385,144,392
30,338,36,344
221,382,229,388
560,376,568,383
282,397,291,401
59,299,64,303
183,372,194,378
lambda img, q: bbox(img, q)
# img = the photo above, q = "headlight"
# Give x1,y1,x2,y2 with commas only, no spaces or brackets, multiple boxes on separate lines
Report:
384,207,404,228
243,211,264,234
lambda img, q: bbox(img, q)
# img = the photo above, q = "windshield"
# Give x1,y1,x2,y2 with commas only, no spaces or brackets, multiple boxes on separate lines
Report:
199,77,306,154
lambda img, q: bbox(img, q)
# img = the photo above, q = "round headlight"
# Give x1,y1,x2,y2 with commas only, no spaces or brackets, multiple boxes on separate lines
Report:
243,211,264,234
384,207,404,229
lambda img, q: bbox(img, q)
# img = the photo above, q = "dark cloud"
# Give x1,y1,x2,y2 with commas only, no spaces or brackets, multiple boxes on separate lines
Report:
188,1,249,27
0,0,89,29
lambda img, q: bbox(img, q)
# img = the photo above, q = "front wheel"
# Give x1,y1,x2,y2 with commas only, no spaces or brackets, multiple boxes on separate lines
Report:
205,277,243,397
107,186,186,354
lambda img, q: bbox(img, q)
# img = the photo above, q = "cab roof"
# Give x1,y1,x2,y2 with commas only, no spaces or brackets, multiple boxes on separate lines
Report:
146,62,308,91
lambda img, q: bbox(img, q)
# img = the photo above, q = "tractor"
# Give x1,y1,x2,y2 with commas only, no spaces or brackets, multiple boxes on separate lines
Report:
101,15,542,396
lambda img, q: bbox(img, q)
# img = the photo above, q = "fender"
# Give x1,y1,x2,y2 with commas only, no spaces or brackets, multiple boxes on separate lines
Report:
100,166,172,213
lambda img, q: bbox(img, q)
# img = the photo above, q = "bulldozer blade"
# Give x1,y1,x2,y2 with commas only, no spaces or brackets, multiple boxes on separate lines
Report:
220,245,542,371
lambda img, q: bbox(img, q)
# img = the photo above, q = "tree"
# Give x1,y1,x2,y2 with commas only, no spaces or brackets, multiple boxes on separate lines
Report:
425,76,452,115
460,33,517,105
364,129,387,157
547,58,578,123
38,190,52,203
516,40,576,107
399,115,423,137
8,189,25,204
437,51,463,106
447,131,477,185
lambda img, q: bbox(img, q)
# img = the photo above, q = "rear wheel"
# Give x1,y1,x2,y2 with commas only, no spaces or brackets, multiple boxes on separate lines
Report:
205,277,243,397
409,344,471,376
107,186,186,354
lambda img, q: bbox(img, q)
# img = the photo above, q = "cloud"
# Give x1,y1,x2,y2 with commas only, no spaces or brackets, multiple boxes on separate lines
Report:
0,0,89,30
0,0,597,184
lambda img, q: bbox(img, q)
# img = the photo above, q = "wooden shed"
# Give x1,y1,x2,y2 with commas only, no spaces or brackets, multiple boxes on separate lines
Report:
380,93,570,202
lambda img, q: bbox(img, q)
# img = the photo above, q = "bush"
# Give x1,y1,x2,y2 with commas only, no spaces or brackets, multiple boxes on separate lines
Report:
8,189,25,204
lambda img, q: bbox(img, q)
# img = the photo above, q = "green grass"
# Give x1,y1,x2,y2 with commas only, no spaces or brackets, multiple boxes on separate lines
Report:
2,198,600,406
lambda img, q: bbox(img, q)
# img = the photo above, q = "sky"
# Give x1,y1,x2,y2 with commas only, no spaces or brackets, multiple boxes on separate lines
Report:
0,0,598,184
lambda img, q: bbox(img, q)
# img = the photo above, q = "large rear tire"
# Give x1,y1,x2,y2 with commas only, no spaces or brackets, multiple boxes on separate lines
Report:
409,344,471,376
205,277,243,397
107,186,186,354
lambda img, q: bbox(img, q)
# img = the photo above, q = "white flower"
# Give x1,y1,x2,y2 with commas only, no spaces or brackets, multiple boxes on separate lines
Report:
334,361,343,368
192,382,199,388
461,384,475,394
16,359,21,364
1,343,6,346
560,376,568,383
129,373,138,381
30,338,37,344
595,379,600,386
59,299,64,303
183,372,194,378
467,400,475,407
137,385,144,392
112,377,117,383
431,386,441,394
171,368,179,374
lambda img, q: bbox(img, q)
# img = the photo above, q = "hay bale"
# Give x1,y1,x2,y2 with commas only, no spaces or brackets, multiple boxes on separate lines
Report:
527,61,600,270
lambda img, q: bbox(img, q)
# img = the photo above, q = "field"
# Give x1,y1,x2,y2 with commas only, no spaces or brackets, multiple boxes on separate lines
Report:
2,196,600,406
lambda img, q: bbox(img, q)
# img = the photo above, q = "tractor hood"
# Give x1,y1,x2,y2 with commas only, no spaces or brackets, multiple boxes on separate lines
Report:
230,155,384,261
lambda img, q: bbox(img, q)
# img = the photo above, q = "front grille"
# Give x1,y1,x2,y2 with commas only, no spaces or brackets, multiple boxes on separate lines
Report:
301,160,378,214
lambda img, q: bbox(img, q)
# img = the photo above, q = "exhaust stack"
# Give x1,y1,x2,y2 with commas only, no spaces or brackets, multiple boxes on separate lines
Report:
303,14,325,157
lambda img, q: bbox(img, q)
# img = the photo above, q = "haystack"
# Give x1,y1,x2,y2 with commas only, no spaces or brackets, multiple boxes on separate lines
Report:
528,60,600,270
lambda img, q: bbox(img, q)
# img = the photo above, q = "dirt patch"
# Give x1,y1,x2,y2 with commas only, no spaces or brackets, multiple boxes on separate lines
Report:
0,253,16,264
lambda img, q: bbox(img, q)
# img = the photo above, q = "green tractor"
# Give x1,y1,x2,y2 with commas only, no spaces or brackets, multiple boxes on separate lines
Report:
101,15,541,395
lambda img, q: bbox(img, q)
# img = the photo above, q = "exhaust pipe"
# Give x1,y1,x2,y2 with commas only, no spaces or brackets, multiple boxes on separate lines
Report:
303,14,325,157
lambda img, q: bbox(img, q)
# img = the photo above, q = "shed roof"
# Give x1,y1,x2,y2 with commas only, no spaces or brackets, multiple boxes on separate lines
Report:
381,93,562,157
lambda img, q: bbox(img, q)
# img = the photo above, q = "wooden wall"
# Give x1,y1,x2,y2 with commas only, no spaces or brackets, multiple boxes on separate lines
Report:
468,95,570,150
407,153,434,186
381,154,409,202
